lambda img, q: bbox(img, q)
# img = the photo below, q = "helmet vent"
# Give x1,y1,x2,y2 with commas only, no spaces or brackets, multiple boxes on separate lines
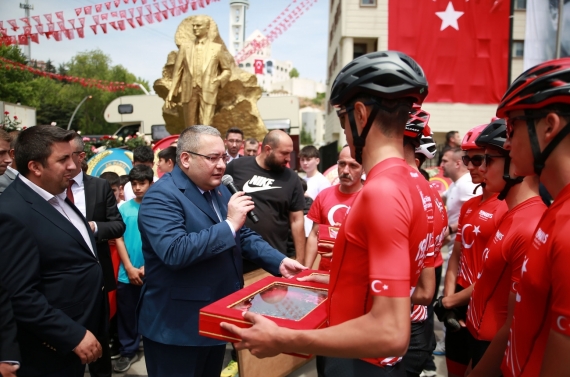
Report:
399,54,423,76
353,66,377,78
367,51,389,59
375,73,404,88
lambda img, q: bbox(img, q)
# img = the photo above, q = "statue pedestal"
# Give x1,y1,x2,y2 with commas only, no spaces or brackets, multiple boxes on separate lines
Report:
238,269,314,377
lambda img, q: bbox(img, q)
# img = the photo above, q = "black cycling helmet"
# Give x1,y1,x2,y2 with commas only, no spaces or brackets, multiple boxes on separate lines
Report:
475,119,523,200
330,51,429,107
329,51,428,163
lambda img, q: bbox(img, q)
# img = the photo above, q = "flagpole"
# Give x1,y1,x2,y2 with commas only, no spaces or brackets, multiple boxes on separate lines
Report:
507,0,514,87
555,0,564,59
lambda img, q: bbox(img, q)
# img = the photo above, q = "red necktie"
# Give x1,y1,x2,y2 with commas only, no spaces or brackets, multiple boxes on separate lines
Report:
67,179,75,204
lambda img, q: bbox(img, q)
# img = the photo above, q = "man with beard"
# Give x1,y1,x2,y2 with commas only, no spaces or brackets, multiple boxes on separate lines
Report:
225,130,306,266
304,145,363,271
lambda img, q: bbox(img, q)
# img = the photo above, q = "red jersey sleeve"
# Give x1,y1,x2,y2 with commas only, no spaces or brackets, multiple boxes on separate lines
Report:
455,201,468,243
506,233,528,294
307,192,323,224
348,176,411,298
549,232,570,337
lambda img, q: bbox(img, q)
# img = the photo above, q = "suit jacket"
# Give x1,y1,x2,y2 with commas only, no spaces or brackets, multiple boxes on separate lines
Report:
171,39,232,105
0,285,20,363
0,177,106,376
0,168,16,195
137,165,284,347
83,173,125,292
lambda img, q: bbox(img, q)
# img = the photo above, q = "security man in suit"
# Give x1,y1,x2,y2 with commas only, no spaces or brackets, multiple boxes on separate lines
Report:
0,129,15,195
0,125,105,377
137,125,306,377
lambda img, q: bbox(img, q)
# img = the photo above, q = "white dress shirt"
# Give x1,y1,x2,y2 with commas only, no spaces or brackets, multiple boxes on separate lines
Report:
19,175,95,255
68,172,98,235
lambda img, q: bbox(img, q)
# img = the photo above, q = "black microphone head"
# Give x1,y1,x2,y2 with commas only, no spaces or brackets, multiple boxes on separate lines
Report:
221,174,234,186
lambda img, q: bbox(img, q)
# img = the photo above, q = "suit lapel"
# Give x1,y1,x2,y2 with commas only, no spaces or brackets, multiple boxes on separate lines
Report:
83,173,96,221
172,166,219,223
212,188,227,220
203,40,213,72
6,169,16,181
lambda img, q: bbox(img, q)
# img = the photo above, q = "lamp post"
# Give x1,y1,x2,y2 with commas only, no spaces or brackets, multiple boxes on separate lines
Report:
67,95,92,130
133,82,150,95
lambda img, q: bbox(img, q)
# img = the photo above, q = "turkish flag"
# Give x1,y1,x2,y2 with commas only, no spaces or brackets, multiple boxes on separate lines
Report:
388,0,510,104
254,59,264,74
95,4,102,12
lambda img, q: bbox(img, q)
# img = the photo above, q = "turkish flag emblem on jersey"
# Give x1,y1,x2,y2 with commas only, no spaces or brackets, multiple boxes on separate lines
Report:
388,0,510,104
254,59,264,74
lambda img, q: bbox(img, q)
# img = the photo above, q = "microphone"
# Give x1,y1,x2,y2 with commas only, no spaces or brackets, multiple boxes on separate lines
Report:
222,174,259,223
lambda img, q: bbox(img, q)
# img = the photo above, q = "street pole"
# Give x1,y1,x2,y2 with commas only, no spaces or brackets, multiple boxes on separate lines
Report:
67,96,92,130
555,0,564,59
19,1,34,62
134,82,150,95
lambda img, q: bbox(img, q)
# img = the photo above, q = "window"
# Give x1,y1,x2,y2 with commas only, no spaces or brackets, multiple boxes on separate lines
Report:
513,41,524,58
514,0,526,10
118,104,133,114
245,63,251,67
353,43,367,59
238,63,243,68
360,0,376,6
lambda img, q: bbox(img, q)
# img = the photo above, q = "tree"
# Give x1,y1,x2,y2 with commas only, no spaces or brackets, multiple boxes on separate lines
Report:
0,44,35,106
289,68,299,78
300,126,314,145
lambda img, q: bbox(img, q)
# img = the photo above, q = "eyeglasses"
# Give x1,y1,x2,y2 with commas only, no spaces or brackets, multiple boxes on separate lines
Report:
485,154,506,166
337,160,361,169
186,151,228,165
506,112,570,138
461,154,485,167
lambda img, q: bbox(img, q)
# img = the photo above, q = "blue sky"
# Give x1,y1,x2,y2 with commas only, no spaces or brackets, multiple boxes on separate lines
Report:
0,0,329,91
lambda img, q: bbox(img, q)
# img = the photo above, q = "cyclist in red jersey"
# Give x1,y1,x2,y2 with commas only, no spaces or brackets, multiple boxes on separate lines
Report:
464,120,546,376
221,51,431,377
434,123,508,377
494,58,570,377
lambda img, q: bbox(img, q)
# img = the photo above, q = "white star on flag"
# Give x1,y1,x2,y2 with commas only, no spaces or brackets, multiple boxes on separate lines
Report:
473,225,481,236
436,1,464,31
383,284,389,290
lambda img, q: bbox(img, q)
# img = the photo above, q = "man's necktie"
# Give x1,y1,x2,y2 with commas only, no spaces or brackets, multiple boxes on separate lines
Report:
203,190,215,211
67,179,75,204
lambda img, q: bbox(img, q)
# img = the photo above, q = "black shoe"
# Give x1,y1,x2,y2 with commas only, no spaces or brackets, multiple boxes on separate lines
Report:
113,354,138,373
110,343,120,360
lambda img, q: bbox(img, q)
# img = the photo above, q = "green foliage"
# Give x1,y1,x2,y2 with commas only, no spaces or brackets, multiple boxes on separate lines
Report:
300,127,314,145
1,47,149,135
311,92,326,106
289,67,300,78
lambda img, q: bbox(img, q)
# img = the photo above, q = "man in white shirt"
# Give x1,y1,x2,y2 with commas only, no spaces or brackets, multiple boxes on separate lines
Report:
299,145,331,200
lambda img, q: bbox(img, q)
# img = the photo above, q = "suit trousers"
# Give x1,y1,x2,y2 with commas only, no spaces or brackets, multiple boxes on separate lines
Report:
34,363,85,377
143,337,225,377
86,330,111,377
183,86,215,126
117,282,142,358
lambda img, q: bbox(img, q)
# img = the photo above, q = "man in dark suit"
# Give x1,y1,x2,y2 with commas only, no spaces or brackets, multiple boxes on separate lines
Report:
68,134,125,377
0,284,20,377
137,125,306,377
224,127,244,163
0,129,16,195
0,125,105,377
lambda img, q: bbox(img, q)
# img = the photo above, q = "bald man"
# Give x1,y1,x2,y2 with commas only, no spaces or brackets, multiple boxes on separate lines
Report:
225,130,306,267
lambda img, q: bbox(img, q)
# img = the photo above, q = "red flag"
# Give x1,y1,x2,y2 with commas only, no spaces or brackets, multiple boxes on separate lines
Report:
191,1,197,11
78,17,85,26
101,23,108,33
173,6,180,16
114,0,120,7
57,21,65,30
36,24,44,34
120,10,127,18
69,19,75,28
20,17,30,26
75,8,82,16
111,11,118,17
7,20,18,31
94,15,101,24
144,14,154,23
84,6,93,15
95,4,102,12
198,0,204,8
109,21,118,30
65,29,74,40
56,11,64,20
44,14,52,23
127,18,136,28
145,4,153,13
154,12,163,22
162,10,169,19
47,23,55,32
18,34,28,45
162,1,169,9
117,20,125,30
53,31,62,41
388,0,509,104
32,15,41,24
90,24,98,34
254,59,264,74
154,3,161,11
170,0,176,7
135,16,143,26
30,33,39,43
142,0,148,4
137,6,143,15
128,8,135,17
180,4,188,13
77,27,85,37
105,2,112,10
23,26,31,34
101,13,108,20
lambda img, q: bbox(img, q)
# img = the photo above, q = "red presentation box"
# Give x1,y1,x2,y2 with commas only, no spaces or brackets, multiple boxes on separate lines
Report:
199,269,329,358
318,224,339,254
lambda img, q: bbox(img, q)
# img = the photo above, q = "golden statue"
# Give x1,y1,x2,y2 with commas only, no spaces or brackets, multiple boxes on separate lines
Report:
155,15,268,140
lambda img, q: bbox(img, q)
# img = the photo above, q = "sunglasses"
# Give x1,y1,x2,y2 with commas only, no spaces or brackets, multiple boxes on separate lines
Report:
461,154,485,167
485,154,506,166
506,112,570,138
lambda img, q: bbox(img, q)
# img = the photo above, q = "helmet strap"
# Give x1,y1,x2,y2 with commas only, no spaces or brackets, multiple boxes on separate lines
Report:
525,112,570,176
348,104,380,165
497,155,523,201
473,183,484,194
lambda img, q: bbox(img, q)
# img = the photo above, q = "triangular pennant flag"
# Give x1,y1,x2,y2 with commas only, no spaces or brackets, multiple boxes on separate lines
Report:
95,4,102,12
133,0,137,3
111,11,118,17
135,16,144,26
84,6,93,15
144,14,153,23
57,21,65,30
32,15,41,24
65,29,74,40
78,17,85,26
142,0,148,3
120,10,127,18
198,0,204,8
205,0,210,4
124,0,129,3
77,27,85,37
154,3,161,11
44,14,52,23
105,2,112,10
146,4,152,12
23,26,32,34
174,6,181,16
47,23,55,32
126,18,136,28
90,24,98,34
169,7,176,16
180,4,188,13
128,8,135,17
101,13,108,20
117,19,125,30
75,8,82,16
162,9,169,19
30,33,39,43
20,17,30,26
7,19,18,31
170,0,176,7
109,21,118,30
18,34,28,45
44,31,52,39
191,1,197,10
53,31,62,41
114,0,120,7
154,12,163,22
69,19,75,28
162,1,169,9
101,23,107,33
36,24,44,34
137,6,143,16
93,15,100,24
56,11,64,20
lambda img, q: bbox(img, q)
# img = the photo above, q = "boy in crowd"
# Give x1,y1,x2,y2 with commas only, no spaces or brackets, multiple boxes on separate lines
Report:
124,146,156,202
114,165,154,373
118,175,129,206
157,146,176,175
100,171,121,204
299,145,331,200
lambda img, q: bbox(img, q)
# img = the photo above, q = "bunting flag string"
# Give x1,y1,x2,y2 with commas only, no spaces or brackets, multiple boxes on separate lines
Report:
0,56,142,92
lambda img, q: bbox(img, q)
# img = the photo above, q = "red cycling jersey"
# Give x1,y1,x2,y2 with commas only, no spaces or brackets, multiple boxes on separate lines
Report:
466,197,546,341
502,185,570,377
456,194,508,288
307,185,360,271
327,158,432,367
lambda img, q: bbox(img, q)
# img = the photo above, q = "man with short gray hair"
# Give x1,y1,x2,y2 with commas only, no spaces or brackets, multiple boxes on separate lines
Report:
137,125,306,377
